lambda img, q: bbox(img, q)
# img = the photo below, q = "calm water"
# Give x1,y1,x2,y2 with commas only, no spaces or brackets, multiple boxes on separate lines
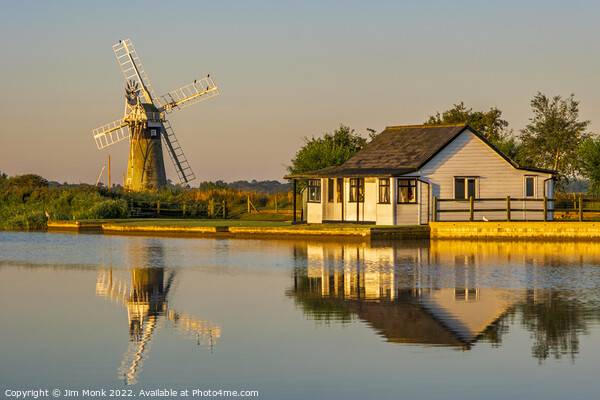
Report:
1,232,600,400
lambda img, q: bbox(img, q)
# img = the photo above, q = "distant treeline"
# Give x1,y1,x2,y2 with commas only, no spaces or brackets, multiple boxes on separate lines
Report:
0,172,294,230
199,180,290,194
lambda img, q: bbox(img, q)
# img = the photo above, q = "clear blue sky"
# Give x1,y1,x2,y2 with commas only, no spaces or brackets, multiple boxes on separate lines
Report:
1,0,599,185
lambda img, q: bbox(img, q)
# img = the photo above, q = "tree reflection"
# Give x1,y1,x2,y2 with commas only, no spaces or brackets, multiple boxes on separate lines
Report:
519,290,600,363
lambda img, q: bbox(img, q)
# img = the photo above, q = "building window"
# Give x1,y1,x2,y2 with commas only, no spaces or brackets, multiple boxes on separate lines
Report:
308,179,321,202
349,178,364,202
397,179,417,203
378,178,390,204
328,178,335,202
454,177,477,199
336,178,343,202
525,176,536,198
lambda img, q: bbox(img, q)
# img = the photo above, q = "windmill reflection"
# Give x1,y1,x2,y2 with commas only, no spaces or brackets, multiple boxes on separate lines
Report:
96,242,220,385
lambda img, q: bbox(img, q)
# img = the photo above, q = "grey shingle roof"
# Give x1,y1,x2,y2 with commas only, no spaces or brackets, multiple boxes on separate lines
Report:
342,124,466,171
285,124,554,179
287,124,466,178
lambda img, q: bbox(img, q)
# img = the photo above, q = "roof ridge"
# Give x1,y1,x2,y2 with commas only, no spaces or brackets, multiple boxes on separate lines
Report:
385,123,466,130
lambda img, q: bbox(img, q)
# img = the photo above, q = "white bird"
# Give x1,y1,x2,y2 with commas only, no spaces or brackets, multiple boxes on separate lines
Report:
482,216,489,222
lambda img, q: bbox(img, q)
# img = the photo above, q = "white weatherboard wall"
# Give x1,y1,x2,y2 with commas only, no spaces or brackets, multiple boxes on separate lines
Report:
418,129,553,221
324,179,338,220
364,178,377,222
306,178,324,223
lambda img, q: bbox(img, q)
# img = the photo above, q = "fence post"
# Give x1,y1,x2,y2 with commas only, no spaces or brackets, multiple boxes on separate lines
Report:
157,201,160,215
209,198,214,218
182,203,186,217
469,196,474,222
579,196,583,222
222,200,226,219
432,197,438,222
543,196,547,222
247,196,251,213
275,196,278,213
506,196,511,222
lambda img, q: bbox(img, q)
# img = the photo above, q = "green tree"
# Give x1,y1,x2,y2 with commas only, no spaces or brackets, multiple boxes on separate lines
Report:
6,174,49,189
425,101,510,143
577,137,600,194
286,124,367,177
518,92,591,186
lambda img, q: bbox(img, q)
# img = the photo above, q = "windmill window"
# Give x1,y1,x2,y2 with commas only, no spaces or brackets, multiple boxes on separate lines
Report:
150,129,158,137
397,179,417,203
308,179,321,203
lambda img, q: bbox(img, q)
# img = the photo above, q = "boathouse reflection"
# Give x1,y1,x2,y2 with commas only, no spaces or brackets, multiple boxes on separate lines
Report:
96,240,221,385
290,240,600,356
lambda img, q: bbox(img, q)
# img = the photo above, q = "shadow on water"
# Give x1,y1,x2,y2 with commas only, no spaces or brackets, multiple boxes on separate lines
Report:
95,239,221,385
288,239,600,361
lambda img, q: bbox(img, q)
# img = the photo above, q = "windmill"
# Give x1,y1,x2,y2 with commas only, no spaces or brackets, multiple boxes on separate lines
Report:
92,39,220,190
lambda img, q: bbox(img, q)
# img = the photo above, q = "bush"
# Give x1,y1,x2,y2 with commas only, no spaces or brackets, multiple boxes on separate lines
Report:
88,199,128,219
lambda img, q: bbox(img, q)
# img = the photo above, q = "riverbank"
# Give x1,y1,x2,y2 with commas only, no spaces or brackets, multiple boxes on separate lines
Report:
46,220,430,240
44,220,600,241
429,221,600,240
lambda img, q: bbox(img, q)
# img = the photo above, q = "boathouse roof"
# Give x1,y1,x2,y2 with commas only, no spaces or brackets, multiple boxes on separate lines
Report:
285,124,553,179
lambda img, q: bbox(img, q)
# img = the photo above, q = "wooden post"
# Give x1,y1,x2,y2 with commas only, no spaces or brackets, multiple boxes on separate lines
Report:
293,180,297,222
469,196,474,222
108,155,111,189
223,200,226,218
432,197,438,222
157,201,160,215
209,198,215,218
543,196,547,222
182,203,186,216
275,196,278,213
247,195,251,214
579,196,583,222
506,196,511,222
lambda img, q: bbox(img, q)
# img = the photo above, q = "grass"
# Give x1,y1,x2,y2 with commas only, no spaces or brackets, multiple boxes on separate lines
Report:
104,219,292,228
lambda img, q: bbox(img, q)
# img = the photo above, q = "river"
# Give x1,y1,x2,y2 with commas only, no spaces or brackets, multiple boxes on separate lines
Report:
1,231,599,399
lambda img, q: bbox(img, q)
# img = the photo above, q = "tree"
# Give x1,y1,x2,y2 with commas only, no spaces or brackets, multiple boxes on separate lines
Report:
577,137,600,194
6,174,49,189
518,92,591,186
425,102,510,143
286,124,367,177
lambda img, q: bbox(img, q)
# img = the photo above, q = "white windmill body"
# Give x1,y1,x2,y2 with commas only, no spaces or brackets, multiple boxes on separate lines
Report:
92,39,220,190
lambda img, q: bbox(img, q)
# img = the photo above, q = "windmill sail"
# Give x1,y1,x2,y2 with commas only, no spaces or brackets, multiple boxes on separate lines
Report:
113,39,160,106
161,120,196,184
93,119,129,149
159,77,219,113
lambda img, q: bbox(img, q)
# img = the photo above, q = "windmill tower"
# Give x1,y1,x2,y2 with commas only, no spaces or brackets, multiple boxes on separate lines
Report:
92,39,220,190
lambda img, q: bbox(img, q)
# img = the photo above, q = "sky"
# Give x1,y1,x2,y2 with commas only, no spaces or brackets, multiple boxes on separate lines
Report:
1,0,600,185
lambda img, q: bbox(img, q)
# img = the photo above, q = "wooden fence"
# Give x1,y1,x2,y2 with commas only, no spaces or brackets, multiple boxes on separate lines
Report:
432,196,600,222
128,200,227,219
